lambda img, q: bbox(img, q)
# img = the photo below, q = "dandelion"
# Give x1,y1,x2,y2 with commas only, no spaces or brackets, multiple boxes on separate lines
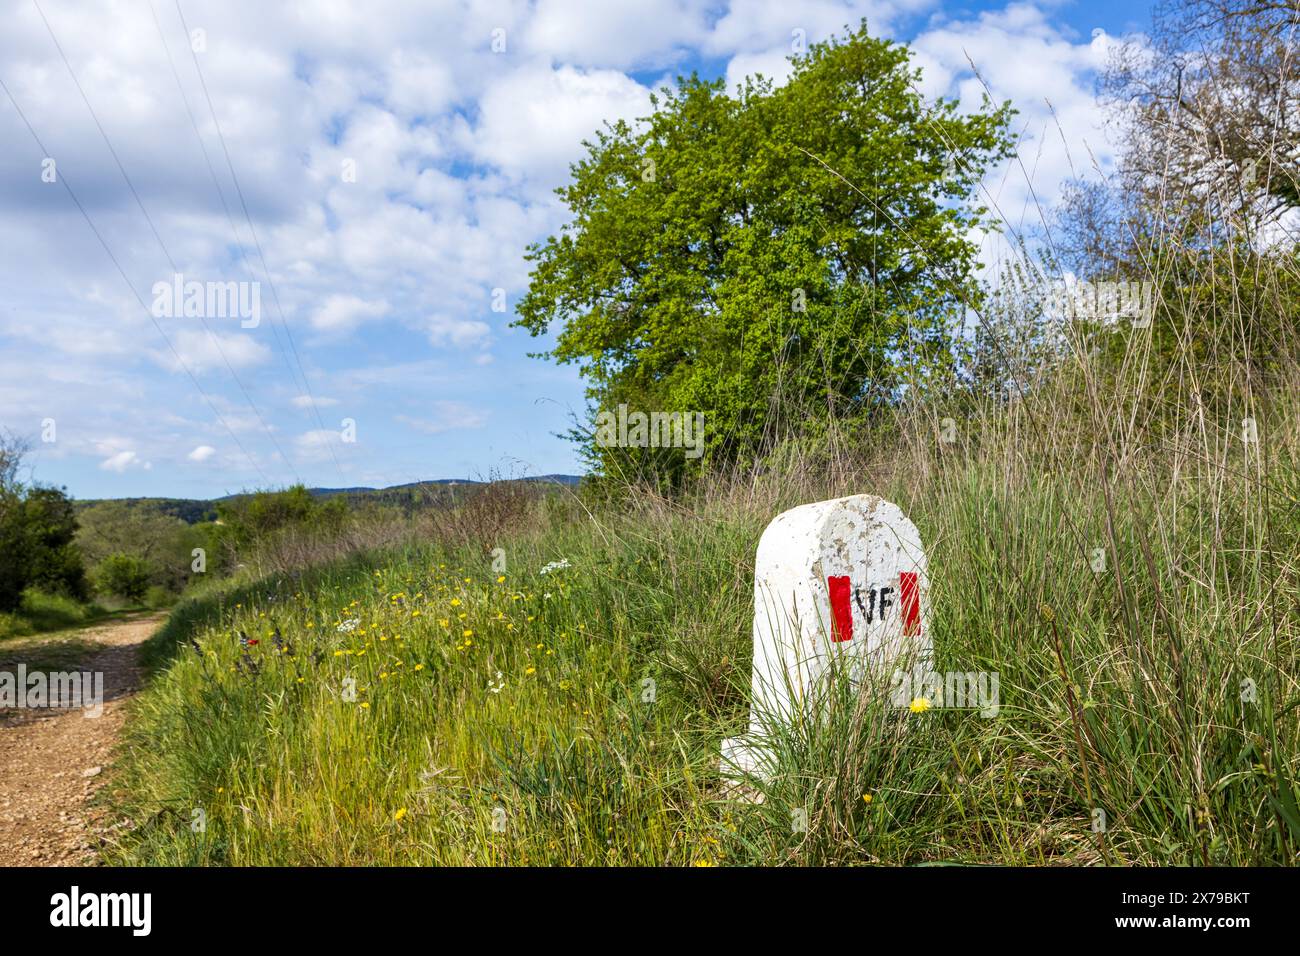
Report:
909,697,932,714
414,664,425,672
360,702,371,709
462,629,474,638
525,666,536,675
496,575,506,583
862,794,873,804
394,808,407,822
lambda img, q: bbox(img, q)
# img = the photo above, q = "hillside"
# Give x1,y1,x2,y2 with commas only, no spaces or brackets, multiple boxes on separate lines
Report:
74,475,583,524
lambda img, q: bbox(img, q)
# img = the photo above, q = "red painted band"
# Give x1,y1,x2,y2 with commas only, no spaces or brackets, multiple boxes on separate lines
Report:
900,571,920,636
828,575,853,642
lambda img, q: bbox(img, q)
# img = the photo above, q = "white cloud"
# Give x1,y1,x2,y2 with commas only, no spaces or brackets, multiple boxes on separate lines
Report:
705,0,927,58
291,394,340,409
384,50,458,118
152,330,272,375
294,428,348,465
426,315,492,349
100,450,143,472
724,47,799,91
311,294,391,333
188,445,216,462
525,0,709,68
469,62,653,187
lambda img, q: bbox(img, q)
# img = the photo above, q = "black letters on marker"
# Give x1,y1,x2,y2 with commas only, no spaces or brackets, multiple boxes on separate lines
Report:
853,585,893,623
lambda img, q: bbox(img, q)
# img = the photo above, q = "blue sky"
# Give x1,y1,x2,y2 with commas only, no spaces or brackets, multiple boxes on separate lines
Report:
0,0,1150,500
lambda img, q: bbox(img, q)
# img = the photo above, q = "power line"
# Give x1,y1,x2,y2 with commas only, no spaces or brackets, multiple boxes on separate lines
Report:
0,73,271,487
173,0,350,485
146,0,314,416
31,0,302,487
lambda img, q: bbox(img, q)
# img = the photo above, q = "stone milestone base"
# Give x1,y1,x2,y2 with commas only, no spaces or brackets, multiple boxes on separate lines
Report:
718,736,771,800
719,494,931,789
719,735,774,777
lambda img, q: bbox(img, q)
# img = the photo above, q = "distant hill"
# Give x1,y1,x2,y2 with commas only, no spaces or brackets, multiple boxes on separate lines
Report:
76,475,583,523
72,496,218,524
299,474,582,498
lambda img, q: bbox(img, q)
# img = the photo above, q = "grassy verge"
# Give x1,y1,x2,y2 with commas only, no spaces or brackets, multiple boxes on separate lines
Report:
0,590,113,642
103,384,1300,864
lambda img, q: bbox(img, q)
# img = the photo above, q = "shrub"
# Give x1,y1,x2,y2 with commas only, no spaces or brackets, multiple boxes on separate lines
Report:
144,585,177,609
95,554,153,603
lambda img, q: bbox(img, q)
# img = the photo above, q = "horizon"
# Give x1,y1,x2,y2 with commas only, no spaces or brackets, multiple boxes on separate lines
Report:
0,0,1146,500
73,470,586,503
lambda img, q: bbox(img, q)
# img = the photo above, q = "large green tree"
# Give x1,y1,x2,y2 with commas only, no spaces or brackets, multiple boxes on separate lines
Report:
22,486,88,600
515,22,1015,477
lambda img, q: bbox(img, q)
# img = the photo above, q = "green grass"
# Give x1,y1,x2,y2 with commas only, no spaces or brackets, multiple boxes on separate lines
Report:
0,589,110,642
103,390,1300,864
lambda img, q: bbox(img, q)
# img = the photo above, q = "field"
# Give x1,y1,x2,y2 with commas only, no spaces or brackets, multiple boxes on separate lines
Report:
104,363,1300,866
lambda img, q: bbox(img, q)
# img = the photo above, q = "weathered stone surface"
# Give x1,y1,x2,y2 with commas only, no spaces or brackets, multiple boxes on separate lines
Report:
722,494,930,778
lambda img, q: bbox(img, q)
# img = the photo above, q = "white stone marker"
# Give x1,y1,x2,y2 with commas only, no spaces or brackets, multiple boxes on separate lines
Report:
721,494,930,779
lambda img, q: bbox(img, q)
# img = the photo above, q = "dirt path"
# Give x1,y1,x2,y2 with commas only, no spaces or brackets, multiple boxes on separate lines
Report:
0,613,165,865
